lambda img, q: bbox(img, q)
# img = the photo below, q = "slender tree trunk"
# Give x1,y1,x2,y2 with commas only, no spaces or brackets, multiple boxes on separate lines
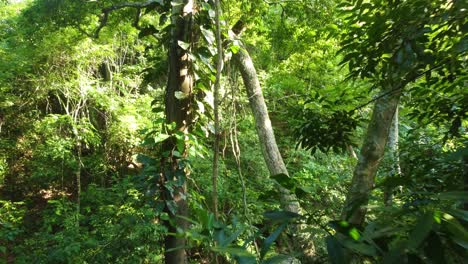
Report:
233,44,316,261
384,107,401,206
463,153,468,210
212,0,223,220
75,138,81,229
341,85,402,225
72,124,82,229
163,1,195,263
234,49,299,212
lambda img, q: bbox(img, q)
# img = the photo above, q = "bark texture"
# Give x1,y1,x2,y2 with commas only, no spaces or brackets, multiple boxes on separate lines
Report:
233,46,298,212
341,86,402,225
463,153,468,210
212,0,223,219
163,1,195,263
384,107,401,206
233,45,315,261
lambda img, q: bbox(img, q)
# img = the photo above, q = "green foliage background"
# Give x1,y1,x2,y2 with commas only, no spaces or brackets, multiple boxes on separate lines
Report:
0,0,466,263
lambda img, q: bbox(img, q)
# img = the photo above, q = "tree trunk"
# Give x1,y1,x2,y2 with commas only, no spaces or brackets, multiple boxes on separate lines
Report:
341,85,402,225
212,0,223,220
163,1,195,263
463,152,468,211
233,45,316,261
384,107,401,206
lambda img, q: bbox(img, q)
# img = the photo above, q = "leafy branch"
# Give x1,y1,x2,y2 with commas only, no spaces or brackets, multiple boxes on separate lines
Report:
79,0,163,38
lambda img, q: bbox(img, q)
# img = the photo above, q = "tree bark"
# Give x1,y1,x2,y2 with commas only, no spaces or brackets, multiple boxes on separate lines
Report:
163,1,195,263
384,107,401,206
212,0,223,220
463,152,468,210
341,85,402,225
233,44,316,261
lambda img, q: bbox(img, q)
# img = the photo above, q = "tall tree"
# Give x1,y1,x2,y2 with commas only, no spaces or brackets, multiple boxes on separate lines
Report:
338,0,466,225
232,27,316,260
162,0,196,263
341,83,403,224
212,0,223,220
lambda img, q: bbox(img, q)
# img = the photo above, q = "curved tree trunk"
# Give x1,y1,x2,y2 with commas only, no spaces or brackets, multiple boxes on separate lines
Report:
341,85,402,225
163,1,195,263
233,45,316,261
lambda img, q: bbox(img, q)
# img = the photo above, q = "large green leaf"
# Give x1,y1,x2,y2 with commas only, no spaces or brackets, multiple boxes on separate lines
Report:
439,192,468,202
270,173,295,190
217,227,244,247
424,231,445,264
443,213,468,249
211,246,255,258
407,212,434,250
326,236,347,264
260,222,288,259
339,235,378,256
200,26,215,45
263,210,300,222
448,209,468,222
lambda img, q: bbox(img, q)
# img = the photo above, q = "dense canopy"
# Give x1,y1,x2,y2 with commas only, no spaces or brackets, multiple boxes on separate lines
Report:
0,0,466,263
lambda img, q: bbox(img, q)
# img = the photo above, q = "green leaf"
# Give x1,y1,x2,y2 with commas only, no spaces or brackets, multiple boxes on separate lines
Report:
425,232,445,264
295,186,313,198
339,236,377,256
201,26,215,45
178,40,190,50
271,173,295,189
172,150,182,158
443,213,468,249
447,209,468,222
326,236,347,264
439,191,468,202
175,215,199,225
208,9,215,18
218,227,244,247
260,222,288,259
230,44,240,54
198,52,215,72
154,133,170,144
349,228,360,240
408,212,434,249
383,251,402,264
196,100,205,114
174,91,189,100
211,246,255,257
263,210,300,222
235,255,257,264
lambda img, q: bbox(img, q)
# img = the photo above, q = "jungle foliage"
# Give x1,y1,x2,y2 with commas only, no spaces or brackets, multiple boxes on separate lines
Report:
0,0,466,263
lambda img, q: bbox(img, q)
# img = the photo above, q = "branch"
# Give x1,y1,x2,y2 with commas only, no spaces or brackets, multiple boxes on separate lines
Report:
132,8,142,30
352,63,445,112
92,0,162,38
